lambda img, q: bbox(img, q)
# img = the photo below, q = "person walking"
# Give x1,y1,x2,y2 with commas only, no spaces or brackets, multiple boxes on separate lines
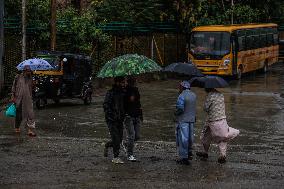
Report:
103,76,126,164
11,65,36,136
175,81,197,165
196,88,240,163
123,77,143,162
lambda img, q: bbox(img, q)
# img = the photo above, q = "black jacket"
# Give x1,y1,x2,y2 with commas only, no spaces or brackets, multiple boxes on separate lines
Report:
103,85,125,122
124,86,142,118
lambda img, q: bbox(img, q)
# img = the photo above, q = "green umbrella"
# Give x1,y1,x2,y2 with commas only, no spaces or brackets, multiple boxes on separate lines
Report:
97,54,162,78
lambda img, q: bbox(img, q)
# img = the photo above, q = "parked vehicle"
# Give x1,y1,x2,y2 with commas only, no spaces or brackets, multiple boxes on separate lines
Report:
188,23,279,79
32,51,93,109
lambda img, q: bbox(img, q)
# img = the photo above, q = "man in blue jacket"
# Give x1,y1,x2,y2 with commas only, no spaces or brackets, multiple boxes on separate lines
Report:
175,81,197,165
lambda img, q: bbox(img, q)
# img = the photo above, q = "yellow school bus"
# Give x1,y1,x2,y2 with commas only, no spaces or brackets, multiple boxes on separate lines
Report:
188,24,279,78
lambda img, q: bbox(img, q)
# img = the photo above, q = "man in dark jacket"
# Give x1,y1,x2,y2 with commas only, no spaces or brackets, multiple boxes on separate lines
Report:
123,77,142,161
103,76,126,164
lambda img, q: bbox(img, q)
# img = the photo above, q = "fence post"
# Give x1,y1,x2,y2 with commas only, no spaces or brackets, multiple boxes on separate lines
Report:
0,0,4,94
163,33,165,66
21,0,27,61
51,0,57,51
114,36,117,56
176,33,179,62
151,35,154,59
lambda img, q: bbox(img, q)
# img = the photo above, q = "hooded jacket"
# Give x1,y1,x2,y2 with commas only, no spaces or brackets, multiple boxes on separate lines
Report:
103,85,125,122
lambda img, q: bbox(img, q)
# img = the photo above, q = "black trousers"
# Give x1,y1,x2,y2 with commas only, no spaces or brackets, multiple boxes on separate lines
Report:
105,120,124,158
15,104,22,129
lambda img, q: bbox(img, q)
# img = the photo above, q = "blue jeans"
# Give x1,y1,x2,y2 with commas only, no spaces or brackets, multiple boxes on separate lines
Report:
176,122,194,159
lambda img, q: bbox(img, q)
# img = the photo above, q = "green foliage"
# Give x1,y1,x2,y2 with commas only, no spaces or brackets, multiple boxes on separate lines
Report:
4,0,284,53
57,7,111,55
174,0,263,31
96,0,166,23
4,0,50,42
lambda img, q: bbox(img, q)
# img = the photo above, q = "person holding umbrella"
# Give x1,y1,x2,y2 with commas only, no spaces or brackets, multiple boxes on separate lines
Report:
123,76,143,162
103,76,126,164
175,81,197,165
192,76,240,163
11,65,36,136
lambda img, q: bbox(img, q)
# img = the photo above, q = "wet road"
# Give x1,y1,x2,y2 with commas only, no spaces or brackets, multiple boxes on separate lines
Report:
0,63,284,188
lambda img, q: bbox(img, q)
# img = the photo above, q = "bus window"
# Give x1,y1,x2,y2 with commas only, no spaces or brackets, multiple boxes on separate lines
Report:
252,35,260,49
273,33,279,45
267,34,274,46
260,34,267,48
245,36,253,50
273,28,278,45
238,36,246,51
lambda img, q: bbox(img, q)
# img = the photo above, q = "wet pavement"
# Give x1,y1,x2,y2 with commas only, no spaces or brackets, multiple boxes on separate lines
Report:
0,63,284,188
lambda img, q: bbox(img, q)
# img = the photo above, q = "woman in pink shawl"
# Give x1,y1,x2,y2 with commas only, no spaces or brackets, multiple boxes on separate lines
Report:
11,65,36,136
196,88,239,163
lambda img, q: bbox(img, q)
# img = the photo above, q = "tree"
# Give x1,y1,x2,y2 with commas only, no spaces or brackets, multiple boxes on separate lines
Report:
57,7,111,55
96,0,166,23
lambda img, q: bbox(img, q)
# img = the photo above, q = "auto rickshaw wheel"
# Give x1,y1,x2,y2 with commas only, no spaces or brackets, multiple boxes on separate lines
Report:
35,98,47,109
83,94,92,105
53,99,60,104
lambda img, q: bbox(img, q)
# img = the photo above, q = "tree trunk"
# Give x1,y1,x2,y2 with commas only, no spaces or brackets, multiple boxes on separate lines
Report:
22,0,27,60
51,0,56,51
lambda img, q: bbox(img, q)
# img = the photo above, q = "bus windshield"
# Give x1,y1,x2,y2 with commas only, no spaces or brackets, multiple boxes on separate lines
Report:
190,32,231,59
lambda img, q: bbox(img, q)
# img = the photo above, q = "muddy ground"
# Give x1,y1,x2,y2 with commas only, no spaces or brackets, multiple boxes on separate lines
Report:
0,63,284,189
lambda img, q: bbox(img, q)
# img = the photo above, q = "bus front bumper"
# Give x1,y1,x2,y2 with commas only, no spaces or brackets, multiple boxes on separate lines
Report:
197,66,232,76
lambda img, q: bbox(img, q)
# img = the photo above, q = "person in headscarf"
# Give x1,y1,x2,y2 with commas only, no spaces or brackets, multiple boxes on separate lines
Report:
196,88,240,163
11,65,36,136
175,81,197,165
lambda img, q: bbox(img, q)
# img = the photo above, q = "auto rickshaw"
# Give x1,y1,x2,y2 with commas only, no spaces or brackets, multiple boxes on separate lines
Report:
32,51,93,109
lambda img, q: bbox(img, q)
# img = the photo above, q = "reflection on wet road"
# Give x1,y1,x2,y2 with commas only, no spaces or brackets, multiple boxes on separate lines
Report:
25,63,284,148
0,63,284,188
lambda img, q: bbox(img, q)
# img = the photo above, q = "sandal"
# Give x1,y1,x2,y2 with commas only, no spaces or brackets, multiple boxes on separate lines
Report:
28,129,36,137
15,128,21,133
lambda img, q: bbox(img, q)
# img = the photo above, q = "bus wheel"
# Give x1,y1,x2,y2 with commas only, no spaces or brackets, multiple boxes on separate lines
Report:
83,93,92,105
53,98,60,104
36,98,47,109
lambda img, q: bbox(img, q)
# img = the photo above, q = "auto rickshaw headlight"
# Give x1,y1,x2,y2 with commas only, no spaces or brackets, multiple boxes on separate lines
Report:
50,78,54,83
33,80,38,85
34,87,39,92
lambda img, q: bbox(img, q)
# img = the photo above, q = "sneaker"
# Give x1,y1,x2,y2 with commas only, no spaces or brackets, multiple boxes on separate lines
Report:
188,152,193,160
112,157,124,164
217,156,226,164
176,158,190,165
127,155,137,162
196,152,209,159
103,146,108,157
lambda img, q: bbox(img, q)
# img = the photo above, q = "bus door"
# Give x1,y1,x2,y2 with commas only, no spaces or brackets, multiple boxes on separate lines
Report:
231,33,238,75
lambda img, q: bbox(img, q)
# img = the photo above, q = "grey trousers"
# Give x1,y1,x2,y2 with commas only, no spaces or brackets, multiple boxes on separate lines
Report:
124,115,141,156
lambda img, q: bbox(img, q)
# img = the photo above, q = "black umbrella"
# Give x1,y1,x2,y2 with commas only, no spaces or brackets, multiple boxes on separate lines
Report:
190,76,229,88
164,62,204,77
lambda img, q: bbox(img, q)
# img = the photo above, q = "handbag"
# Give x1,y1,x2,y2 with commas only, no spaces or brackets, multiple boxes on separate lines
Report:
5,103,16,117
